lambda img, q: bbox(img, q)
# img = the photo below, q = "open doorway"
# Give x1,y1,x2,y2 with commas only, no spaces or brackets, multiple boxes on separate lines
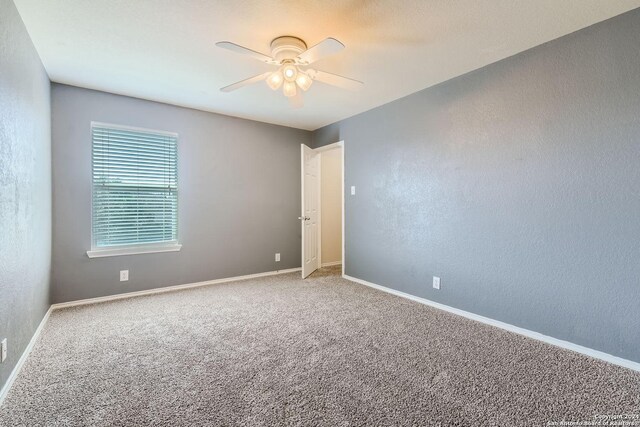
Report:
300,141,344,278
319,145,343,270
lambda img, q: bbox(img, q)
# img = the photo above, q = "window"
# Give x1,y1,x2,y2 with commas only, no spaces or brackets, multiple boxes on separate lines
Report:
87,123,180,258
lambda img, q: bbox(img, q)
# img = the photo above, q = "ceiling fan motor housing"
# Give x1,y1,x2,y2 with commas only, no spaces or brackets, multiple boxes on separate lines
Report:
270,36,307,62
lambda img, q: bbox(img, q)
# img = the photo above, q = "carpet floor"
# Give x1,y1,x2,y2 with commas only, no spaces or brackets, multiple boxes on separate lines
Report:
1,266,639,426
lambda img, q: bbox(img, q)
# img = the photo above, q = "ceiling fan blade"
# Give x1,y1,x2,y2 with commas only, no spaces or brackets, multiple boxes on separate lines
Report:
307,69,363,91
220,72,272,92
296,38,345,65
215,41,277,64
289,91,304,109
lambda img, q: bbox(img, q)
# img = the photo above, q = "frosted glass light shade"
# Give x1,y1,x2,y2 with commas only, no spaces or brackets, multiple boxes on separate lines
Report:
283,81,297,97
266,71,283,90
295,73,313,91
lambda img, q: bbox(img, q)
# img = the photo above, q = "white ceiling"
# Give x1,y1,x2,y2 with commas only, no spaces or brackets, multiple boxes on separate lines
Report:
14,0,640,130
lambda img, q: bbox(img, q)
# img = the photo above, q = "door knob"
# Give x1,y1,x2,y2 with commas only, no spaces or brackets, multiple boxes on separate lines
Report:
298,216,310,221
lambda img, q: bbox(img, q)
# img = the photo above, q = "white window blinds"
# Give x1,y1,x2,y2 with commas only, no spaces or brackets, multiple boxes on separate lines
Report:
91,123,178,249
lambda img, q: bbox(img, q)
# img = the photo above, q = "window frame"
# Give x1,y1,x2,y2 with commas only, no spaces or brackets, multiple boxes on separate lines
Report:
86,121,181,258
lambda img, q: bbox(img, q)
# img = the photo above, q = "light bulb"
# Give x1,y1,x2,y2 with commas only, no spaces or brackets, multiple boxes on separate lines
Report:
295,72,313,91
266,71,283,90
283,81,297,97
283,64,297,82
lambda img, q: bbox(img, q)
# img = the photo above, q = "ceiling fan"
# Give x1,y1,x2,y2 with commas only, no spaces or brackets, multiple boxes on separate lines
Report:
216,36,363,108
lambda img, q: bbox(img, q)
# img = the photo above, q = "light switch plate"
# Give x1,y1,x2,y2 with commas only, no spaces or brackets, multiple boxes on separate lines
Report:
351,186,356,195
433,276,441,290
120,270,129,281
1,338,7,363
275,253,280,262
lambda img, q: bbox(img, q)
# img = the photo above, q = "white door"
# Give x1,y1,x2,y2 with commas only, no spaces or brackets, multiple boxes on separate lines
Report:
300,144,319,278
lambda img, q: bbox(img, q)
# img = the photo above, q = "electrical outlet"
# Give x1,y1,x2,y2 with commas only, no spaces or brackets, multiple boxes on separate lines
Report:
433,276,441,290
120,270,129,281
275,253,281,262
1,338,7,363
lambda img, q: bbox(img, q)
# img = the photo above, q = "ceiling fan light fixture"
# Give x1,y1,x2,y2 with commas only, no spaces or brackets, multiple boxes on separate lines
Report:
295,72,312,91
217,36,362,102
283,81,297,97
266,70,283,90
282,64,297,82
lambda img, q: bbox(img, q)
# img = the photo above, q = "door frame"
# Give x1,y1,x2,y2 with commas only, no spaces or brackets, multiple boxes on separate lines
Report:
307,140,345,277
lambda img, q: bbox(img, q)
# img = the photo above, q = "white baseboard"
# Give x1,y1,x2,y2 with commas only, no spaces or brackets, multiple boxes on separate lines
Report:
343,274,640,373
321,261,342,267
0,306,52,407
52,267,302,310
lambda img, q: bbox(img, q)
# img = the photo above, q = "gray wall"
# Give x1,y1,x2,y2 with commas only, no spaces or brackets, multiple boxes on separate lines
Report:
51,84,310,303
0,0,52,390
314,9,640,362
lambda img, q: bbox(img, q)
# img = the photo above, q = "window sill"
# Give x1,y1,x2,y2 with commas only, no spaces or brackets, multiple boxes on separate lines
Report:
87,244,182,258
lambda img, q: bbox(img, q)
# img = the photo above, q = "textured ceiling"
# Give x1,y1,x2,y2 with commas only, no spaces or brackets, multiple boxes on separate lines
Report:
14,0,640,130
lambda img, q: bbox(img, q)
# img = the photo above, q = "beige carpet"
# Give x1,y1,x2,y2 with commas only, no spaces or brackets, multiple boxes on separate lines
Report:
1,266,639,426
